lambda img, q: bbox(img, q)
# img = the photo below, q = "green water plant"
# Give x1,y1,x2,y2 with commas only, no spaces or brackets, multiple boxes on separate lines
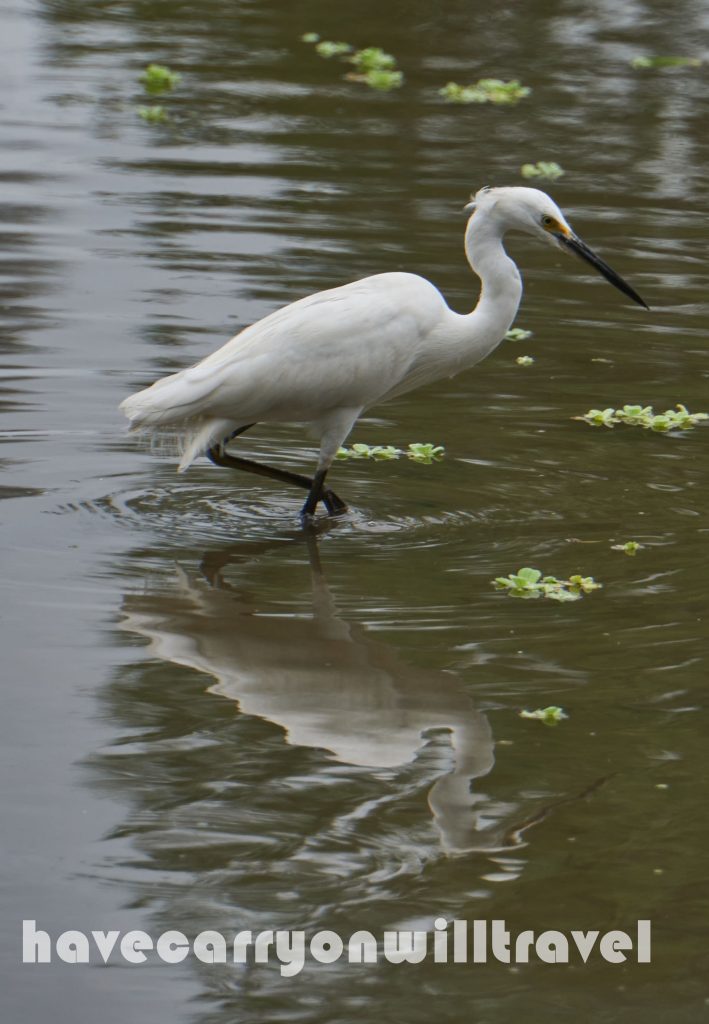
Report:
348,48,404,90
520,706,568,725
137,105,169,123
347,47,403,91
347,67,403,90
351,47,397,72
631,56,701,69
348,47,403,88
336,442,444,462
521,161,565,181
140,63,181,94
516,355,534,366
303,34,403,90
505,327,533,342
611,540,643,556
315,40,353,59
493,567,601,602
407,442,445,463
575,403,708,431
303,36,403,90
439,79,531,105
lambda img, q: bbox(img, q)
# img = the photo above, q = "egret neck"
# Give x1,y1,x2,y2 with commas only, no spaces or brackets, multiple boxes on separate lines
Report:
458,208,524,365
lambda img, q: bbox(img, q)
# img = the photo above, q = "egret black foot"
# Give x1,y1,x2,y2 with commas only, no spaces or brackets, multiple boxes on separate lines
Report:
323,490,348,516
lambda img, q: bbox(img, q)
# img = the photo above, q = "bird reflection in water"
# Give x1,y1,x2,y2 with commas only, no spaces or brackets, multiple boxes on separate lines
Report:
120,530,508,854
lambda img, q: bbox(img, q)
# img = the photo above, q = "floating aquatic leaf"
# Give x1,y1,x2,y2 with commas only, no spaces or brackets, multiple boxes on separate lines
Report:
505,327,533,342
315,40,354,59
516,355,535,366
568,575,602,594
365,69,404,90
407,442,445,463
336,442,444,462
520,706,568,725
493,568,601,601
521,161,565,181
575,403,708,431
306,38,403,90
347,69,404,91
631,56,702,69
440,79,530,105
611,540,643,555
351,47,397,72
140,63,181,94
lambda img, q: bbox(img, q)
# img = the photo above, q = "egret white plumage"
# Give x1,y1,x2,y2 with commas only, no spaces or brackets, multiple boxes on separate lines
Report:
120,186,647,518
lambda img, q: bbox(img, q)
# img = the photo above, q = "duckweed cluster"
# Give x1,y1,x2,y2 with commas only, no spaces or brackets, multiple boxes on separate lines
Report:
439,79,530,104
140,63,181,93
303,35,535,101
302,35,404,91
493,567,602,602
611,541,643,556
137,64,181,124
631,55,701,69
519,706,568,725
520,161,565,181
336,443,445,463
575,403,708,431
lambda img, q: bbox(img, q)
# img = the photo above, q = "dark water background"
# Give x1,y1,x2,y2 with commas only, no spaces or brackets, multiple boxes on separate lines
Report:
1,0,708,1020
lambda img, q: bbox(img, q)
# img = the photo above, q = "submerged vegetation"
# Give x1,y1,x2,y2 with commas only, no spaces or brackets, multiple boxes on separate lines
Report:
520,161,565,181
336,442,445,463
631,55,702,69
137,105,169,123
520,706,568,725
439,79,530,104
302,35,404,90
314,40,353,58
575,404,708,431
493,567,602,602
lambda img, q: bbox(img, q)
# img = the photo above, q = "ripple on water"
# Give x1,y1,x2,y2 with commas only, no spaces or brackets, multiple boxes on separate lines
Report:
55,474,498,553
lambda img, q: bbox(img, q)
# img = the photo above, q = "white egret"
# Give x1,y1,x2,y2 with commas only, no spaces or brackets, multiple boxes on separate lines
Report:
120,186,647,518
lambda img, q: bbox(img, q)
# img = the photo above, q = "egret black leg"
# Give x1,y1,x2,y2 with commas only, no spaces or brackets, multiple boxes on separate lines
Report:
301,468,331,519
206,429,347,517
321,486,348,516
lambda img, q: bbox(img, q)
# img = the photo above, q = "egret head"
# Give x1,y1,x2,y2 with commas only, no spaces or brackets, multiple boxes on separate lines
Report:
465,186,648,308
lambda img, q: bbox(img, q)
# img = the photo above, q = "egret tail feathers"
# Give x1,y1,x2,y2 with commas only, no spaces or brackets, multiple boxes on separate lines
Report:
177,418,234,472
120,364,241,472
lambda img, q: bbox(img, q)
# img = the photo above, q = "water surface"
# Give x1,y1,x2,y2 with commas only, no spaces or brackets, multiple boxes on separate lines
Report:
2,1,708,1021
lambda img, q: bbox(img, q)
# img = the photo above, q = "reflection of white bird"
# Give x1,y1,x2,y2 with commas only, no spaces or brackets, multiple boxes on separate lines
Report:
119,540,499,854
120,186,647,518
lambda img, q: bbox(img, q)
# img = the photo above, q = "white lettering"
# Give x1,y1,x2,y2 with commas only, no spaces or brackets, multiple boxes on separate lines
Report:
22,921,51,964
383,930,427,964
156,930,189,964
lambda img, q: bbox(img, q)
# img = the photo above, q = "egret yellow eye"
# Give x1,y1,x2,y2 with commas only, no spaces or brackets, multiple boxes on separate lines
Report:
542,215,557,230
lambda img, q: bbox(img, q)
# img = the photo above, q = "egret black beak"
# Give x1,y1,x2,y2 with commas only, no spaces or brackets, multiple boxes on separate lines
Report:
556,232,649,309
